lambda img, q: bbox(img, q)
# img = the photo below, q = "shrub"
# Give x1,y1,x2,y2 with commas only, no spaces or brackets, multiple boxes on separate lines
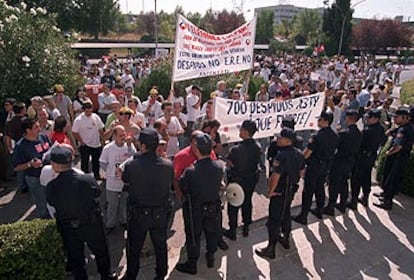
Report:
400,79,414,105
0,2,84,105
376,139,414,197
0,219,65,279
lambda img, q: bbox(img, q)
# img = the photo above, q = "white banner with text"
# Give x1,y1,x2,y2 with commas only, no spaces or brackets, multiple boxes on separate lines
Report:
172,14,256,82
213,93,326,143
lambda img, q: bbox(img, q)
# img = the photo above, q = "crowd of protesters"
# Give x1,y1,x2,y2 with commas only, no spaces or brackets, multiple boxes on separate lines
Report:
0,52,413,278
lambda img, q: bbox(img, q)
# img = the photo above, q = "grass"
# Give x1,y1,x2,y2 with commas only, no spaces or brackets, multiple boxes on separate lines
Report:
400,79,414,105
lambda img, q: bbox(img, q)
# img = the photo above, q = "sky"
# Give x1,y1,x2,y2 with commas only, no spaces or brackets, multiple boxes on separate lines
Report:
118,0,414,21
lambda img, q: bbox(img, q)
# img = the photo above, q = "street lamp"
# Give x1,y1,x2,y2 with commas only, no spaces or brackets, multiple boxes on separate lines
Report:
337,0,366,55
154,0,158,56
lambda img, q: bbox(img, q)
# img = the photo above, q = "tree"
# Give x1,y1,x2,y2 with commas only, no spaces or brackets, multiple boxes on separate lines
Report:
274,19,293,39
256,10,274,44
203,10,245,35
8,0,121,39
352,19,413,52
0,2,84,104
322,0,353,56
291,9,322,46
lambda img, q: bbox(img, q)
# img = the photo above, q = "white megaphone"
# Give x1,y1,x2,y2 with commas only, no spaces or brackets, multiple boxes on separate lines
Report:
222,183,245,207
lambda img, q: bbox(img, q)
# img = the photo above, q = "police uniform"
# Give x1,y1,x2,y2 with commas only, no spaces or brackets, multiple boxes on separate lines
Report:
293,111,339,225
46,145,115,280
267,116,304,174
256,128,305,259
350,109,386,206
324,110,362,214
375,107,414,210
225,120,261,239
175,134,224,274
122,128,174,280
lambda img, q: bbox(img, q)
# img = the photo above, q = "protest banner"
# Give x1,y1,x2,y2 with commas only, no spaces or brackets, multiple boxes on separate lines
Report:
213,92,326,143
172,14,256,82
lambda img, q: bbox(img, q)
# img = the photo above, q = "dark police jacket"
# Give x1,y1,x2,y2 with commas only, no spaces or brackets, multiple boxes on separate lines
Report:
122,151,173,209
46,169,101,222
267,135,304,162
334,124,362,162
227,138,261,186
307,127,339,166
179,157,223,207
360,122,386,159
270,146,304,195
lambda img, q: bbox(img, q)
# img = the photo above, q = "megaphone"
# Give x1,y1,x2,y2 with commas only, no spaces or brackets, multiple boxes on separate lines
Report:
221,183,245,207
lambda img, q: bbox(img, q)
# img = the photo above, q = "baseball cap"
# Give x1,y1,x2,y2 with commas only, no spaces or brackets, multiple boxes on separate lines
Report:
316,111,334,123
139,128,159,146
239,120,257,135
50,145,73,164
345,109,360,118
195,133,212,152
365,108,381,119
390,106,410,117
276,128,296,142
282,116,295,129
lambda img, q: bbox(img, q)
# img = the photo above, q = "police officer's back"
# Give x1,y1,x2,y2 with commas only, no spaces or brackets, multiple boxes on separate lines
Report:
175,133,224,275
351,109,386,206
292,111,339,225
46,144,115,280
122,128,174,280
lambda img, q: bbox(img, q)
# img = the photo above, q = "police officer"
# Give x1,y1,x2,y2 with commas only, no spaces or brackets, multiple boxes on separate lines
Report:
256,128,305,259
323,109,362,215
224,120,261,239
374,107,414,210
292,111,339,225
350,109,386,207
175,133,224,275
122,128,174,280
45,144,116,280
267,116,304,165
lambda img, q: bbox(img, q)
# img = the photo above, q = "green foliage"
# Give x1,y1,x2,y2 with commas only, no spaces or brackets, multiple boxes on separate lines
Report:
255,10,274,44
136,59,263,103
376,139,414,197
322,0,353,56
0,219,65,279
400,79,414,105
7,0,121,39
0,2,84,104
291,9,322,46
269,39,296,56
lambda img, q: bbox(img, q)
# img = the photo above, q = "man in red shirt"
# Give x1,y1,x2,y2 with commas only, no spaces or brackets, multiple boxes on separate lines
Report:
173,130,229,251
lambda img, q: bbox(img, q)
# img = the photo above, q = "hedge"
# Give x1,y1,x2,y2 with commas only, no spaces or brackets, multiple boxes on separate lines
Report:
400,79,414,105
0,219,65,279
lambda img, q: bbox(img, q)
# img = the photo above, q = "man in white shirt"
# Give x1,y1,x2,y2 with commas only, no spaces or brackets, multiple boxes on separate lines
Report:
213,80,226,98
72,100,105,179
141,88,163,127
100,126,136,231
186,85,201,135
158,102,184,158
173,101,187,149
121,68,135,89
98,83,117,123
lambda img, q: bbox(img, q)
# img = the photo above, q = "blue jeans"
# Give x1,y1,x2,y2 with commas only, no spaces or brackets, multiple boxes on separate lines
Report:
17,170,28,191
26,176,50,219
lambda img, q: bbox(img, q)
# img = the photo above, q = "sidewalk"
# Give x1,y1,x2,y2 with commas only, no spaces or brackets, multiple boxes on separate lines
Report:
127,186,413,280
